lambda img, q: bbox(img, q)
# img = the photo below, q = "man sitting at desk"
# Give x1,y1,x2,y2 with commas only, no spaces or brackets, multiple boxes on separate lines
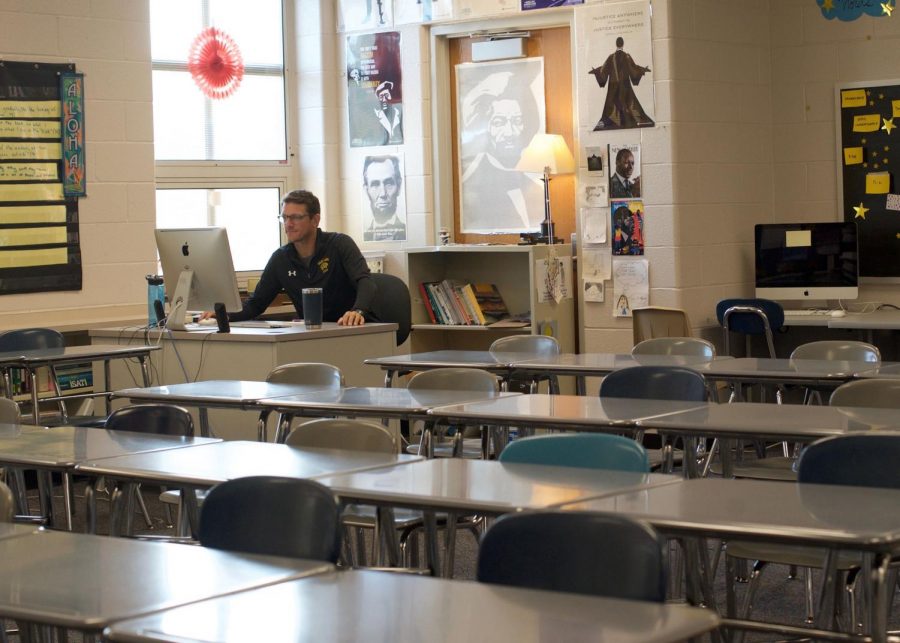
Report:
223,190,375,326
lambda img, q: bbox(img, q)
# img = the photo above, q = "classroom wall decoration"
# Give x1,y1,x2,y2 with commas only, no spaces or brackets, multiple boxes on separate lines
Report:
817,0,895,21
837,79,900,278
522,0,584,10
575,0,655,131
339,0,394,31
347,31,403,147
395,0,452,23
0,60,83,295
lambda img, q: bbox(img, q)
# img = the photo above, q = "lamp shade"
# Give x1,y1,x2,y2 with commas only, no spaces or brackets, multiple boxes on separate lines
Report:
515,133,576,175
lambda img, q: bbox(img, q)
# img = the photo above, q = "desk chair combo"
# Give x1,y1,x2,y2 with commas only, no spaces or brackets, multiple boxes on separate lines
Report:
257,362,344,443
491,334,560,395
599,365,708,473
0,328,103,426
632,306,693,344
406,367,500,459
726,433,900,639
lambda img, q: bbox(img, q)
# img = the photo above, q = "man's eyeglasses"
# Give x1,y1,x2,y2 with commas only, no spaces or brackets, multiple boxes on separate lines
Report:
278,213,311,223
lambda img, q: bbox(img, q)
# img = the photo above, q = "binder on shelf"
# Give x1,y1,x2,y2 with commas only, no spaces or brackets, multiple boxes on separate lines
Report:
472,283,510,323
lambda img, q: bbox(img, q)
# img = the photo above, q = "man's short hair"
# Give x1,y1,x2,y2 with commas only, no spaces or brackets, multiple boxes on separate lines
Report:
615,148,633,164
616,36,624,48
363,156,401,185
282,190,320,216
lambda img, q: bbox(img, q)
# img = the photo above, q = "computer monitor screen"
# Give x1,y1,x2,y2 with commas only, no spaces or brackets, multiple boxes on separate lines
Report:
755,221,858,301
155,227,243,330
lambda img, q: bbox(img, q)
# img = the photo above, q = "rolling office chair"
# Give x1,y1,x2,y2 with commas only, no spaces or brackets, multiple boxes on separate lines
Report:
198,476,342,561
369,273,412,347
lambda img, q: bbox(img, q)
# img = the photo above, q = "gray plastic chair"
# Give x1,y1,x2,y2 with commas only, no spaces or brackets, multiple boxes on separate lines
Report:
407,367,499,458
0,481,14,523
632,337,716,358
286,417,439,568
791,341,880,406
490,335,560,394
258,362,344,442
0,328,67,421
830,378,900,408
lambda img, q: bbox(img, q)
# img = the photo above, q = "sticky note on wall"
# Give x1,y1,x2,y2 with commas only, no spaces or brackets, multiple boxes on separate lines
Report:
866,172,890,194
844,147,864,165
786,230,811,247
842,89,867,108
853,114,881,132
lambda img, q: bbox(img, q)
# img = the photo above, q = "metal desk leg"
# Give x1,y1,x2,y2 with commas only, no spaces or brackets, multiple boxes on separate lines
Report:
182,487,201,539
104,359,112,416
36,470,54,527
867,552,891,643
423,510,440,577
813,548,839,633
85,482,97,534
139,355,152,387
383,368,394,388
442,510,459,578
375,506,399,567
198,407,212,438
576,375,586,396
28,369,40,424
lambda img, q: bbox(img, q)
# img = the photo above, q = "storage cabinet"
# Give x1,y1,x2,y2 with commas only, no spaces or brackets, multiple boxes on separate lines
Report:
387,245,575,353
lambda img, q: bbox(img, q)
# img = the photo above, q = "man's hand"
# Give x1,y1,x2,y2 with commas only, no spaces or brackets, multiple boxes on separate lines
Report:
337,309,366,326
198,311,215,321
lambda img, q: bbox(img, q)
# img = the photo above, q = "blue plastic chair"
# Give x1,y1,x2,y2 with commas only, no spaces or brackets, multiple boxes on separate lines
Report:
199,476,342,561
498,433,649,472
715,298,784,358
798,434,900,488
599,365,708,402
477,511,666,601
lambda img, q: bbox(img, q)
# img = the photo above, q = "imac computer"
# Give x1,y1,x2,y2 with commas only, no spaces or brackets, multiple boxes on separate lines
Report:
755,221,859,301
155,227,243,331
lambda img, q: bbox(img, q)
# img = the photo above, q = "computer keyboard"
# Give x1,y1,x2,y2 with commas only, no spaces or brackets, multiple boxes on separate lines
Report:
783,309,834,317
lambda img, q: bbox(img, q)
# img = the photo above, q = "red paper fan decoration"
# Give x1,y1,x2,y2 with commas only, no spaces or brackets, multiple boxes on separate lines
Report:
188,27,244,100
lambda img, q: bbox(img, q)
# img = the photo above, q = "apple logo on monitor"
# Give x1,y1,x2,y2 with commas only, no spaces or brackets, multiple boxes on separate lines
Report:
181,242,189,256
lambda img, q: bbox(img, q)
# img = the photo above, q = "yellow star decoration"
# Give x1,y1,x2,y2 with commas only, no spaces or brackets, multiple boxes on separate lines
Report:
864,162,869,168
885,146,891,151
873,150,880,157
863,138,868,144
875,163,881,168
881,93,886,99
854,203,869,219
822,0,834,10
882,2,894,16
883,117,896,134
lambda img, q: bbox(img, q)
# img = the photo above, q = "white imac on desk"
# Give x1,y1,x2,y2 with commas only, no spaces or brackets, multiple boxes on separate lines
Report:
155,227,243,331
755,221,859,301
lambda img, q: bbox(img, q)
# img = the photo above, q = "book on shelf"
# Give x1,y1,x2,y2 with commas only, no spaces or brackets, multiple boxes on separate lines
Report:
419,281,521,327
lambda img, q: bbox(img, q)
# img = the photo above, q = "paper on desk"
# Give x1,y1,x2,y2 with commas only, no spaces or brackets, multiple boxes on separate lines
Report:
612,258,649,318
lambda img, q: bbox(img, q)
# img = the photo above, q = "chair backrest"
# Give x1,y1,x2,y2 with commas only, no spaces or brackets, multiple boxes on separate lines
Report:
829,379,900,408
284,418,397,453
798,434,900,488
369,273,412,346
105,403,195,437
489,334,560,357
265,362,344,388
199,476,341,561
0,327,65,352
0,398,21,424
407,367,499,393
498,433,649,472
599,365,708,402
632,337,716,358
0,481,13,523
715,298,784,358
632,306,692,344
477,511,666,601
791,340,880,363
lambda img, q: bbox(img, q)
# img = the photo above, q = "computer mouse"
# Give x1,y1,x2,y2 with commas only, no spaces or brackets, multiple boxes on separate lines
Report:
196,317,218,326
830,310,847,318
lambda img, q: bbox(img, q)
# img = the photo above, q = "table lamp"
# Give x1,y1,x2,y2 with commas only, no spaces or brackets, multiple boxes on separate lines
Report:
515,133,575,244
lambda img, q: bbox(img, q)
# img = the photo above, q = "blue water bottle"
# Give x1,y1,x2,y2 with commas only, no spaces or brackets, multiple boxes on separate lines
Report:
146,275,165,326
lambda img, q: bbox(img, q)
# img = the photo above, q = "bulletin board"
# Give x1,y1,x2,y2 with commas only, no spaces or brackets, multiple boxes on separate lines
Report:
0,60,83,295
836,79,900,279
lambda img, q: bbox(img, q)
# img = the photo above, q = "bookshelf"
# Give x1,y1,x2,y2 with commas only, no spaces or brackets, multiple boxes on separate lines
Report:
386,245,575,353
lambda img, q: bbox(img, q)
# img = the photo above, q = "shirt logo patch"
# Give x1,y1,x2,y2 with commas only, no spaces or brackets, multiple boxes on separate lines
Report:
288,270,297,277
317,257,329,273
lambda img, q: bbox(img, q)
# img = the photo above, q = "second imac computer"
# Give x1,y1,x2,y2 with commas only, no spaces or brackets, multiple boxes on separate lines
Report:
155,227,243,331
754,221,859,301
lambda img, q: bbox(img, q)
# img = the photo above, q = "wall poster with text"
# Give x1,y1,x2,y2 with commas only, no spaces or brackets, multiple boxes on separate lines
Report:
347,31,403,147
575,0,655,131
